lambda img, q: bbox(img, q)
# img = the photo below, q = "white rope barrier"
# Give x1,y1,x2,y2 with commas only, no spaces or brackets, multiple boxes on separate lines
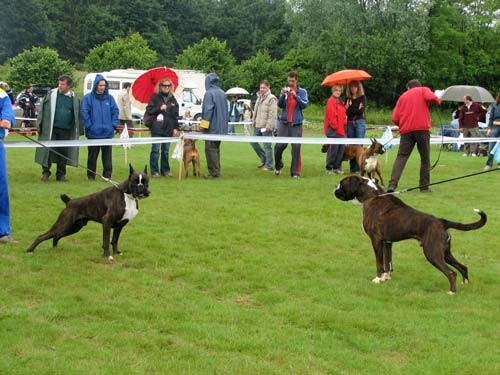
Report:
3,133,496,148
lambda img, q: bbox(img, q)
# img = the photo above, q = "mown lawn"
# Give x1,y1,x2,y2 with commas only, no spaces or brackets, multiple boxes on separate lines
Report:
1,130,499,375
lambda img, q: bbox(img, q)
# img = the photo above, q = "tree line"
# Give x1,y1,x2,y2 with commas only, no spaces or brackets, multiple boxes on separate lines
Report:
1,0,498,106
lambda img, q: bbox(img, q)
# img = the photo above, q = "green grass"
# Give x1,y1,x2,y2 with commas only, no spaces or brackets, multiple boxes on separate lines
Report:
1,131,499,374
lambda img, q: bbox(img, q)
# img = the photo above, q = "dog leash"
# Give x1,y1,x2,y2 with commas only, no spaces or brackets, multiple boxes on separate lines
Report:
382,167,499,196
19,133,122,189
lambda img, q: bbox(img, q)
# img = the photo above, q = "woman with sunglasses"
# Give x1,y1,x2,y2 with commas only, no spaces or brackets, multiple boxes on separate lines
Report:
145,78,180,178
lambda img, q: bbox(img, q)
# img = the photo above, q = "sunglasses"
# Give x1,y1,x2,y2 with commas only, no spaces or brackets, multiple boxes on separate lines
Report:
160,84,172,88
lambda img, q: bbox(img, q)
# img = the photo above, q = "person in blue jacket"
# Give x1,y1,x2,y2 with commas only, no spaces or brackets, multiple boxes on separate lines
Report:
199,73,229,178
80,74,119,180
275,71,309,178
0,87,16,243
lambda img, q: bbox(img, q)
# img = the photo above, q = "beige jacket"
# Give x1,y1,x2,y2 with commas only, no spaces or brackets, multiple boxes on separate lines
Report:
252,91,277,129
117,88,132,120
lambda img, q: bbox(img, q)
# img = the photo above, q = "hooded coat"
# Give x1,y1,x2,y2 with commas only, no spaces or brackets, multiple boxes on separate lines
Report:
80,74,119,139
35,88,82,167
201,73,229,135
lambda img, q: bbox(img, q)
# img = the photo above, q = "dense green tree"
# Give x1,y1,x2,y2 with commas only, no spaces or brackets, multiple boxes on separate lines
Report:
0,1,52,63
175,38,236,87
41,1,118,64
7,48,73,92
226,50,286,95
84,33,158,71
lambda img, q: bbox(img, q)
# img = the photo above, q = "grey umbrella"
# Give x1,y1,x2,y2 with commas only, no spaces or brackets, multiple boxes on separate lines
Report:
439,85,495,103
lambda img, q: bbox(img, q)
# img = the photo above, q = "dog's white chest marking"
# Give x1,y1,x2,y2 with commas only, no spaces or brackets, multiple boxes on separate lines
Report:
364,156,378,172
122,194,139,222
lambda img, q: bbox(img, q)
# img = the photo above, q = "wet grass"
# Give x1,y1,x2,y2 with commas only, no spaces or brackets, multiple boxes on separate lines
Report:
1,132,499,374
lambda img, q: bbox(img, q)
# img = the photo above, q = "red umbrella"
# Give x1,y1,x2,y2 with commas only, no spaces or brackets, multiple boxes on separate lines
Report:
321,69,372,87
130,67,185,110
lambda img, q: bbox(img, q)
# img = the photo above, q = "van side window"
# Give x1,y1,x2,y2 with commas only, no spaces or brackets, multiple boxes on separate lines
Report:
182,91,191,103
108,81,120,90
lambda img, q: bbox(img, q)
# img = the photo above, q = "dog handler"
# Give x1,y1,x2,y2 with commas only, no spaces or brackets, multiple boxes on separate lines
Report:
199,73,228,179
0,86,16,243
387,79,441,193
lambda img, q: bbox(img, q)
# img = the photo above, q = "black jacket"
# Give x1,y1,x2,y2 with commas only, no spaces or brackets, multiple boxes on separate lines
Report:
145,93,179,136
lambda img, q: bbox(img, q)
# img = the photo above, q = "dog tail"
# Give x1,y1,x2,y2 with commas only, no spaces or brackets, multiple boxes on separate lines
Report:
60,194,71,206
442,209,487,231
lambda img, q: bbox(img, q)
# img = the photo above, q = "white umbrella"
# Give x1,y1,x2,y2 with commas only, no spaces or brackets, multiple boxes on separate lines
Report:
438,85,495,103
225,87,249,95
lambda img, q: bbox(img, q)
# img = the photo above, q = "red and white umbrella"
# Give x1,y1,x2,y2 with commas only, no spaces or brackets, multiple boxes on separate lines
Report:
130,67,185,110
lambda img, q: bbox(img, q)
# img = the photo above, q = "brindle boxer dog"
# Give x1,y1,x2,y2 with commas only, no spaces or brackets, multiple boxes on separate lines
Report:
26,164,150,260
334,176,487,294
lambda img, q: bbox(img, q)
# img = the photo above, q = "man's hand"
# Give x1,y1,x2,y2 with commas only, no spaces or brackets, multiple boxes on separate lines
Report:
0,119,12,129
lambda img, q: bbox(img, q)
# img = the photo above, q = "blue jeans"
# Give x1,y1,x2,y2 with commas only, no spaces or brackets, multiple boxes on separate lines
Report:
486,126,500,166
150,134,171,175
0,141,11,237
250,127,273,169
346,119,366,172
228,116,237,134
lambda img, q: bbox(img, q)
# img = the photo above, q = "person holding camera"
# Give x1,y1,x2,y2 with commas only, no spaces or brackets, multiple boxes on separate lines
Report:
275,71,309,179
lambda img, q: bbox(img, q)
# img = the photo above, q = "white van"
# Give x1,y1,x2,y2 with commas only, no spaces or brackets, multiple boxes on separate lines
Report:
83,69,206,120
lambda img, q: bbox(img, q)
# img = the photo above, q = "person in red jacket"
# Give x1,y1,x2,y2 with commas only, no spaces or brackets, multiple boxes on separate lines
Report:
458,95,486,157
324,85,347,174
387,79,441,193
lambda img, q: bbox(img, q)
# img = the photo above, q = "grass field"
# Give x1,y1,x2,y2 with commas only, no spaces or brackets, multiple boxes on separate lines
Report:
1,129,499,374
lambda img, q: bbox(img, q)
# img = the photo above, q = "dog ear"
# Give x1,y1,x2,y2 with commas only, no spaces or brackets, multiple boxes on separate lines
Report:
129,164,134,176
143,165,148,175
348,176,362,193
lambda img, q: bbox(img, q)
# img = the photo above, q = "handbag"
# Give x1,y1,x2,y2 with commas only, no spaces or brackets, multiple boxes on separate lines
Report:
143,111,155,128
493,120,500,126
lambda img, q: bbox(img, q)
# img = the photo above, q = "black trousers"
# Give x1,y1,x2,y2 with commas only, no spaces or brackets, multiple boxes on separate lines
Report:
42,127,72,179
87,145,112,179
205,140,221,177
389,130,430,190
274,122,302,176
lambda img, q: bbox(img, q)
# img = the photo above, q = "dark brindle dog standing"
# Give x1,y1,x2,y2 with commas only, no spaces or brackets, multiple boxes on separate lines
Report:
27,164,150,260
334,176,487,294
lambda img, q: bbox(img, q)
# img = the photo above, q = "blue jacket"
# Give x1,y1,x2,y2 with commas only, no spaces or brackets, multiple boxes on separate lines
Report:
202,73,229,135
0,89,15,140
278,86,309,125
80,74,119,139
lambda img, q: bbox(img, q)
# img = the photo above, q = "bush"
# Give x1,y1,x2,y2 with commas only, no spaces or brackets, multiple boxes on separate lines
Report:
84,33,157,72
7,47,73,93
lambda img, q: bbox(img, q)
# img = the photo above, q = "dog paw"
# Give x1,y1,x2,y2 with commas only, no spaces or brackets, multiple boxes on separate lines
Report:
462,279,469,285
372,276,384,284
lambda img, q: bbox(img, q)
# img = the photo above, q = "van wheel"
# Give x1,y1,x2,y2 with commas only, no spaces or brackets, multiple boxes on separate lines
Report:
194,114,202,121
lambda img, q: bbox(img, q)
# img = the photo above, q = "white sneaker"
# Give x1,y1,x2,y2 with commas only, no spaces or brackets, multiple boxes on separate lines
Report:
483,165,492,171
462,153,468,157
471,153,477,157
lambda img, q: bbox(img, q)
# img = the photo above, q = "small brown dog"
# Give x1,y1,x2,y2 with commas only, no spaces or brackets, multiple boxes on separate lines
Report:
360,138,385,187
341,139,385,186
183,139,201,177
342,145,364,171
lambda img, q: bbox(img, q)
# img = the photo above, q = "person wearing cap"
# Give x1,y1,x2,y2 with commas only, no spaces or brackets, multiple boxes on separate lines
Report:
18,84,38,127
